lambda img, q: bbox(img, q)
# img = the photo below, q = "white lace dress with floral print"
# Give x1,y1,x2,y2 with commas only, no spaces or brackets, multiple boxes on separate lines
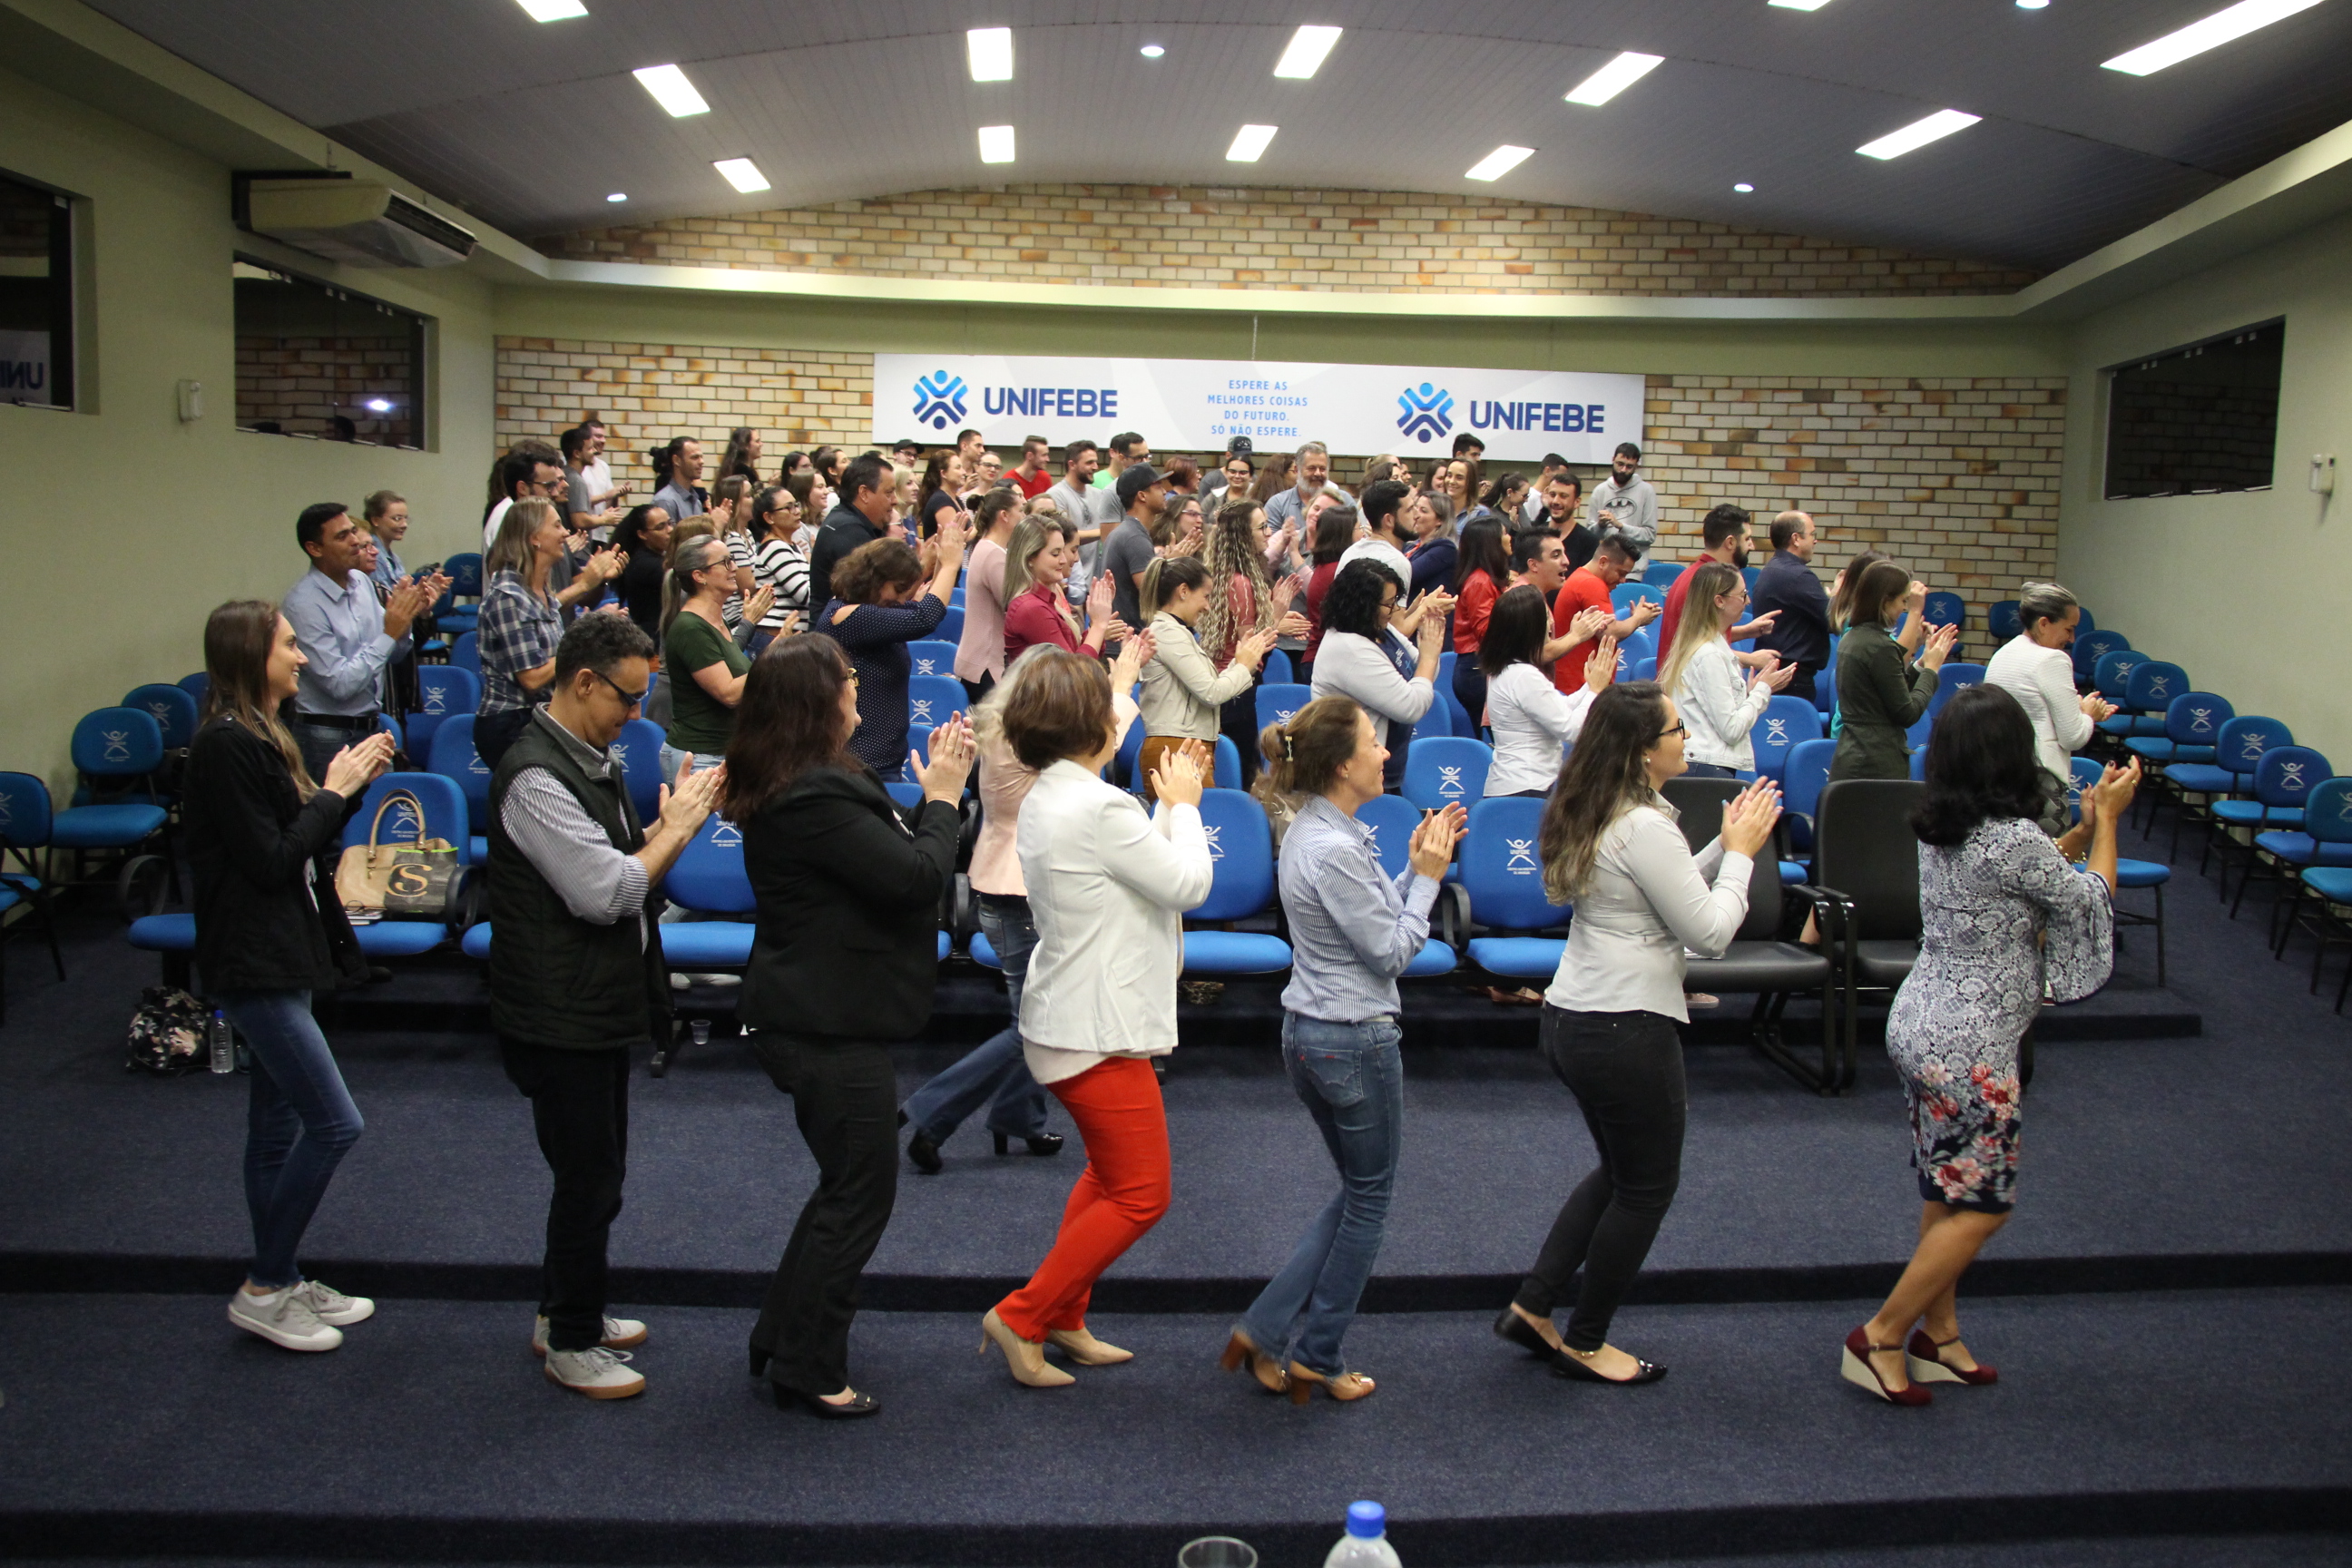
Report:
1885,817,2113,1211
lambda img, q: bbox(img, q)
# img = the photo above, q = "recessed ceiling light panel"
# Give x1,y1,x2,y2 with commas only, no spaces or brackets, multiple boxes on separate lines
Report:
1564,51,1664,106
1141,44,1165,59
966,27,1013,82
1273,24,1342,78
1768,0,1834,9
1465,145,1534,181
2015,1,2049,9
2102,0,2323,75
605,191,628,202
977,124,1016,163
1227,124,1278,162
1856,108,1982,160
712,158,769,193
1733,182,1755,192
633,64,710,117
516,0,587,19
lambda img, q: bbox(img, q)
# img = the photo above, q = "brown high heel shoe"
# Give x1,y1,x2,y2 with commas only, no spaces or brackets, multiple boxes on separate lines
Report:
1286,1361,1376,1404
1045,1326,1132,1366
1218,1329,1289,1395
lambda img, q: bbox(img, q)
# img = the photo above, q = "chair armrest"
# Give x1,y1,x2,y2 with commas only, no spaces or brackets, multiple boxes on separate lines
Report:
1437,881,1472,951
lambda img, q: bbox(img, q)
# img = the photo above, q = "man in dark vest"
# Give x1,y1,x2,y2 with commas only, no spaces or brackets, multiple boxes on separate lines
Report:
488,612,720,1399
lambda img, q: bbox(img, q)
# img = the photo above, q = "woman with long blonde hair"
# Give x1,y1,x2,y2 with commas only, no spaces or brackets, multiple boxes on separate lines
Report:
1661,561,1793,779
186,599,394,1354
1198,496,1307,786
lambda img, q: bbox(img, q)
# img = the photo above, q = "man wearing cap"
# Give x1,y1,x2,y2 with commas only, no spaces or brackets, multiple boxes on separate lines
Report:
1102,461,1168,637
891,437,925,466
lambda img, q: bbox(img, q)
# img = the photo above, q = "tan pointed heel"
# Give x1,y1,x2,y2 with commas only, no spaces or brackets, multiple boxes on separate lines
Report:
980,1308,1074,1387
1218,1329,1290,1395
1286,1361,1376,1404
1045,1326,1132,1366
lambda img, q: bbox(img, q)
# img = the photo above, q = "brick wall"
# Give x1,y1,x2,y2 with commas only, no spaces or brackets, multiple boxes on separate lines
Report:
235,335,417,446
1642,377,2067,629
495,337,874,497
536,184,2039,299
495,339,2065,633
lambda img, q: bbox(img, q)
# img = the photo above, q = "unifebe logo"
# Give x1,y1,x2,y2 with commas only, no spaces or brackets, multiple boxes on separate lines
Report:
1396,382,1454,445
912,370,970,431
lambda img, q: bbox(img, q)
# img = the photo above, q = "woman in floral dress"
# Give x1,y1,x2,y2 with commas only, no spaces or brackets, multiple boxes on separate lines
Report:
1842,686,2140,1406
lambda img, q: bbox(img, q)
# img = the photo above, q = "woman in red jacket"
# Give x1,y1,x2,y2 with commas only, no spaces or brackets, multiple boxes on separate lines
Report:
1449,516,1511,730
1002,513,1118,665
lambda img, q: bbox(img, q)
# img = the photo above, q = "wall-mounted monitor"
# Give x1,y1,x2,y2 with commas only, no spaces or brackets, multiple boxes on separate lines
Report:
2103,319,2282,500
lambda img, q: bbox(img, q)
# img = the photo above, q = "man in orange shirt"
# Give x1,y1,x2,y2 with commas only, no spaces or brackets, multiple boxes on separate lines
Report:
1551,531,1658,693
1657,504,1779,655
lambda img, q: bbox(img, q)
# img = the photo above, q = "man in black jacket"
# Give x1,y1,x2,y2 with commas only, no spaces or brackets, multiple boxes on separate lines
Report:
488,612,720,1399
1750,510,1832,701
806,452,897,611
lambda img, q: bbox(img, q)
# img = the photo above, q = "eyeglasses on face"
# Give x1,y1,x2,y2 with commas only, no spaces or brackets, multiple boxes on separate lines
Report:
592,667,650,707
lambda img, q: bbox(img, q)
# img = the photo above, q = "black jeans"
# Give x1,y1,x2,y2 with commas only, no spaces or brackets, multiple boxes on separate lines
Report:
475,706,534,770
747,1034,900,1396
499,1039,631,1353
1514,1006,1687,1352
1452,657,1487,739
1219,682,1261,790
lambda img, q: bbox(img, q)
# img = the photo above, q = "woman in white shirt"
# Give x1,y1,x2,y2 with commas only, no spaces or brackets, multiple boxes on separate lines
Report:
1308,560,1440,767
1494,682,1780,1386
1138,555,1277,800
980,648,1216,1388
1479,585,1618,797
1660,562,1793,779
1982,581,2117,833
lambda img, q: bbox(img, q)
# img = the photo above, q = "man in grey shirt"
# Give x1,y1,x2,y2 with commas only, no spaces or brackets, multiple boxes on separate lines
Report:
1587,442,1660,573
1102,462,1167,636
1044,439,1119,601
1264,440,1352,532
487,612,719,1401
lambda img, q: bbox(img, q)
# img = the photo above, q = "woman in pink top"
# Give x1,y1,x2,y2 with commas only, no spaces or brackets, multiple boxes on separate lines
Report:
953,489,1024,702
1002,513,1120,666
898,636,1151,1172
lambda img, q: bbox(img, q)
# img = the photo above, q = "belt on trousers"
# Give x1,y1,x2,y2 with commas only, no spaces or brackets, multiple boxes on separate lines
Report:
293,710,380,731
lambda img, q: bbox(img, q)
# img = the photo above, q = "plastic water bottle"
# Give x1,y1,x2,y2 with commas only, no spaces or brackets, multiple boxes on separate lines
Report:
1323,1502,1401,1568
207,1011,234,1074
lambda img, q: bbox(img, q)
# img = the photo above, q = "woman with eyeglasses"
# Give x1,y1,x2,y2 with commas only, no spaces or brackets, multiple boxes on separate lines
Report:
1496,682,1779,1387
660,534,771,786
748,486,809,656
1307,560,1440,794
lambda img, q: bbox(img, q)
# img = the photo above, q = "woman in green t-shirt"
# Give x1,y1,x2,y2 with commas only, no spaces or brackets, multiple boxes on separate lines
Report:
662,535,771,784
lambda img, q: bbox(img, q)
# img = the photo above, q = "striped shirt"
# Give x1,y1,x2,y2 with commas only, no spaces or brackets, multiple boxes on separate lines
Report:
755,536,808,629
498,708,648,943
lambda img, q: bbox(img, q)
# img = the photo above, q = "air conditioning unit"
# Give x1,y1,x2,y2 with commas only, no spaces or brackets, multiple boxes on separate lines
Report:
240,177,475,269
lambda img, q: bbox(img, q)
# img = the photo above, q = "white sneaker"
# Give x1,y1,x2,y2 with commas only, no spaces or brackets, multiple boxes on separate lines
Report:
532,1314,649,1357
291,1279,375,1327
544,1345,644,1399
229,1285,343,1352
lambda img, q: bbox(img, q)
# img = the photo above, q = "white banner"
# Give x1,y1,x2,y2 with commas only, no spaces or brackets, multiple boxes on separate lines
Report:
873,355,1643,464
0,328,52,405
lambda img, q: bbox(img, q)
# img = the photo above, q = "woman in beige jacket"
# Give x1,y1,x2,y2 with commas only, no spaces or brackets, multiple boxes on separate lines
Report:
1136,556,1277,800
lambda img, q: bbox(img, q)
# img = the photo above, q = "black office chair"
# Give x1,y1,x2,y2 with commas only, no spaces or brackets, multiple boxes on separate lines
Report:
1661,779,1847,1093
1809,779,1926,1083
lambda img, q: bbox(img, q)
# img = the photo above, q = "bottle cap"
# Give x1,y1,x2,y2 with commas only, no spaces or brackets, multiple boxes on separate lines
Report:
1347,1501,1385,1538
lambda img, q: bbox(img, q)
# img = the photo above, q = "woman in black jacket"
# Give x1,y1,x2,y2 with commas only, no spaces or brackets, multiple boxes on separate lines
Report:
185,600,393,1353
720,636,976,1418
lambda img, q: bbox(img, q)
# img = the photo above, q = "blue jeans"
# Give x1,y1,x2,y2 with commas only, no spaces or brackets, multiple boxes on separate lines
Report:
216,990,365,1289
659,743,724,787
1238,1014,1404,1377
901,895,1051,1142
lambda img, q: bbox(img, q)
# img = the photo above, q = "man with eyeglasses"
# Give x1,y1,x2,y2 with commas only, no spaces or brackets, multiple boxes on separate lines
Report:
486,612,720,1403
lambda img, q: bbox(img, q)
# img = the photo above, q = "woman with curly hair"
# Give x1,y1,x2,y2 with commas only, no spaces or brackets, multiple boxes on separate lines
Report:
1844,687,2134,1406
1198,496,1307,787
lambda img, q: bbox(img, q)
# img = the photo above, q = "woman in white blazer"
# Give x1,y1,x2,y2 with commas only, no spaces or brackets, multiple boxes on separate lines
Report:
979,647,1217,1387
1136,554,1277,800
1660,562,1793,779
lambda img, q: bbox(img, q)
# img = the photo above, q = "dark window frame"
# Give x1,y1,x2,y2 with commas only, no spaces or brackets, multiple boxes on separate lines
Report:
232,252,428,450
0,167,76,411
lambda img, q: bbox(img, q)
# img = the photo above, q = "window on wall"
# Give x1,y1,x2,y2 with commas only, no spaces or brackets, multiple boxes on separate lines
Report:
2103,320,2282,500
233,258,426,447
0,169,74,410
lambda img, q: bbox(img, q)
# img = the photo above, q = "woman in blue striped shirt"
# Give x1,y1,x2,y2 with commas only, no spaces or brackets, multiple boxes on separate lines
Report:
1220,696,1464,1404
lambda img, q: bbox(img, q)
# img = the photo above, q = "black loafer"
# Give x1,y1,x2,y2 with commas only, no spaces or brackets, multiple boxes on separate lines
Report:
993,1131,1064,1157
1551,1350,1667,1385
906,1131,943,1174
771,1382,879,1418
1493,1308,1568,1367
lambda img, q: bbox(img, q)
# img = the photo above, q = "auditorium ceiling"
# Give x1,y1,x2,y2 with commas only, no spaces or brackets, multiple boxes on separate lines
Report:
83,0,2352,270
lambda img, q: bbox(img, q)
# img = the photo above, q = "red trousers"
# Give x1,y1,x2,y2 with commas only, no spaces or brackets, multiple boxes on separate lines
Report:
994,1055,1171,1339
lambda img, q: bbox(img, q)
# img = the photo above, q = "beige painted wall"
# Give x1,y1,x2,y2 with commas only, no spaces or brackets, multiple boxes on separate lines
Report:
0,66,498,787
2057,209,2352,760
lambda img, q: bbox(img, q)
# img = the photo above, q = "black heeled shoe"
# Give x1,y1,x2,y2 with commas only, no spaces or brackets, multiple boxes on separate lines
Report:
769,1380,879,1418
906,1130,943,1174
1551,1345,1668,1385
1492,1307,1568,1368
993,1131,1064,1157
748,1346,769,1378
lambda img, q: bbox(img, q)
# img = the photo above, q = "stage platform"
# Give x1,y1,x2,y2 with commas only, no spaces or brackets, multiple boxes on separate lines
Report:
1,807,2345,1565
